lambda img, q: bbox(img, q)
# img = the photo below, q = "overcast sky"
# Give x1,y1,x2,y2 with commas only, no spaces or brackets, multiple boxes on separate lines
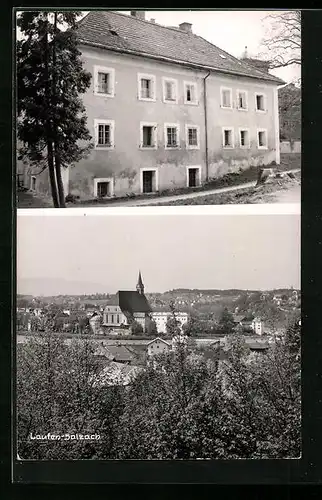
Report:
117,10,300,84
17,214,300,295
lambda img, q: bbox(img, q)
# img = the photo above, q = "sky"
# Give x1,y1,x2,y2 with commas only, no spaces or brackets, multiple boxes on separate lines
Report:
17,213,301,295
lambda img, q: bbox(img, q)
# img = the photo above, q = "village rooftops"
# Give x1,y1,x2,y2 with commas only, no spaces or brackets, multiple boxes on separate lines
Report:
76,11,284,85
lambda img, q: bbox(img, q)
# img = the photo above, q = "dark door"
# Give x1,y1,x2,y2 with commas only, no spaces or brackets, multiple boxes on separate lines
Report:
143,171,153,193
97,181,109,198
188,168,197,188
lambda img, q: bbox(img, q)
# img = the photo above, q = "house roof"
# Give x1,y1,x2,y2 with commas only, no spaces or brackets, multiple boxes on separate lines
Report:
104,290,151,314
105,344,134,362
76,11,284,84
117,291,152,314
247,341,269,350
146,337,171,346
96,361,143,386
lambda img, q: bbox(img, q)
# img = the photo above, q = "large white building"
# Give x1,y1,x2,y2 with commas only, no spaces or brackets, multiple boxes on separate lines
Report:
151,311,189,334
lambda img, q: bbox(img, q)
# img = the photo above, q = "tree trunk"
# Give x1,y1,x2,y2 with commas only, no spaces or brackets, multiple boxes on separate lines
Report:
43,13,59,207
52,12,66,208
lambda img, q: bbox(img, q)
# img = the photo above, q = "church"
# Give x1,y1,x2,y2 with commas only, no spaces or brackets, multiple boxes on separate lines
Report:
103,272,152,333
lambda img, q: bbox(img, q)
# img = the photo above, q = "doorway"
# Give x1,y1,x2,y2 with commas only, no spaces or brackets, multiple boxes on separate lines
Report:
187,167,200,188
142,169,157,193
97,181,110,198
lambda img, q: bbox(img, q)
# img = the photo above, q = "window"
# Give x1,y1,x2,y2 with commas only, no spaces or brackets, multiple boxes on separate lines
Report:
94,119,115,149
30,176,36,191
239,128,250,148
222,127,234,148
94,177,114,198
117,315,120,323
138,73,156,101
140,168,159,193
94,66,115,97
257,129,268,149
164,123,180,149
184,81,198,105
163,78,178,103
140,122,157,149
255,93,266,111
185,125,200,149
111,314,114,323
237,90,248,110
187,166,201,187
221,87,232,108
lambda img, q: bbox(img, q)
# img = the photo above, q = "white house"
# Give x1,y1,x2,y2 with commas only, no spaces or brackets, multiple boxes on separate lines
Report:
146,337,172,357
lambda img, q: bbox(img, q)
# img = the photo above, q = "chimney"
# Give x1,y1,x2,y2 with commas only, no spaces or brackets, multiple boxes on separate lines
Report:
243,46,248,58
130,10,146,21
150,18,155,23
179,22,192,33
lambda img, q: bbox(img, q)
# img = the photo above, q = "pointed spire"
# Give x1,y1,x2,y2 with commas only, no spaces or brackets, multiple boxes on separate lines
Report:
136,270,144,295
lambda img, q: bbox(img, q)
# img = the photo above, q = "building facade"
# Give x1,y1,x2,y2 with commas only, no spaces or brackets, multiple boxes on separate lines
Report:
146,337,172,357
19,10,284,200
151,311,189,334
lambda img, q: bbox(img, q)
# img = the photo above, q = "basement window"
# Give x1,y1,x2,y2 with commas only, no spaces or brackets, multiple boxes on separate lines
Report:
94,177,114,198
140,122,157,149
222,127,234,148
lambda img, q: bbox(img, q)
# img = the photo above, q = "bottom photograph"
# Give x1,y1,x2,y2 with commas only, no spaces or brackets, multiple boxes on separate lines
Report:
16,212,301,460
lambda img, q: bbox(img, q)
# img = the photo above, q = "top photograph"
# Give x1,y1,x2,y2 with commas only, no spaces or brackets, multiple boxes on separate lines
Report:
16,9,301,208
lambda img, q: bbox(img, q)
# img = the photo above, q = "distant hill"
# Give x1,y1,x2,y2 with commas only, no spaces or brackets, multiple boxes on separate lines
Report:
17,278,110,296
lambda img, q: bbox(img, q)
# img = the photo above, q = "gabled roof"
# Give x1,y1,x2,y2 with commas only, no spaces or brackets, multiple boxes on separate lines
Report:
104,290,151,313
117,291,152,314
76,11,284,85
146,337,171,346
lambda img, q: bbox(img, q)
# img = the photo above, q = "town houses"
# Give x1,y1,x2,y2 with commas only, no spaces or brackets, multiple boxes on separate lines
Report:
18,10,284,200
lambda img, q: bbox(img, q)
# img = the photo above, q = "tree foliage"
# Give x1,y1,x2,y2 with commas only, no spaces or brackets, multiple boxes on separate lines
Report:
260,11,301,70
17,11,93,207
146,317,158,336
17,319,301,459
278,83,301,142
217,307,236,335
17,332,125,459
130,320,144,335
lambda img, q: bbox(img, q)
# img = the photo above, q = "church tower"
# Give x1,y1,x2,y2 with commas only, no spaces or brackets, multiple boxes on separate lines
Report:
136,270,145,295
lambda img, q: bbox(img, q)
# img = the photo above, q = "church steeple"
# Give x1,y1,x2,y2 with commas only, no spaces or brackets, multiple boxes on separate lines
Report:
136,270,144,295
